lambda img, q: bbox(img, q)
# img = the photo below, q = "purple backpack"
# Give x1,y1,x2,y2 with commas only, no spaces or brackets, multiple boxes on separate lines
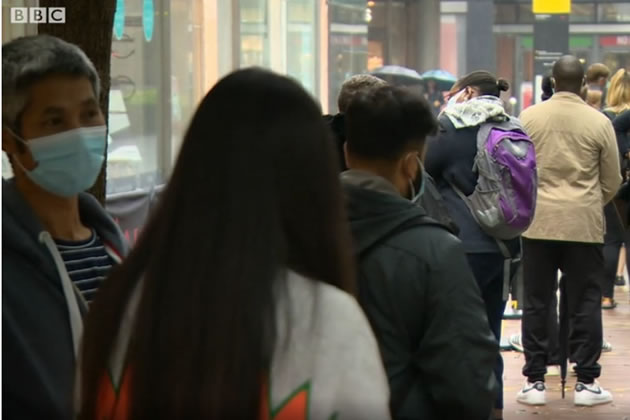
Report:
452,118,538,241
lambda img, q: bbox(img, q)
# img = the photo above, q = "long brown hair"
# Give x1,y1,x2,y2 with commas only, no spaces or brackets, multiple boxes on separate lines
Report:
78,68,356,419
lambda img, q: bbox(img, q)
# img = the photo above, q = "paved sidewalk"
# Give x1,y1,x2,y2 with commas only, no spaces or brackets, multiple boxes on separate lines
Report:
502,284,630,420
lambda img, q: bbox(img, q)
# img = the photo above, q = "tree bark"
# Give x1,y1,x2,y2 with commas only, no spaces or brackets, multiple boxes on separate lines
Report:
39,0,116,205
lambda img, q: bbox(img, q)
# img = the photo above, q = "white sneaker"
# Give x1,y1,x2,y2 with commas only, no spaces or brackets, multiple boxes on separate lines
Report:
602,340,613,352
510,333,524,352
517,381,546,405
574,381,613,406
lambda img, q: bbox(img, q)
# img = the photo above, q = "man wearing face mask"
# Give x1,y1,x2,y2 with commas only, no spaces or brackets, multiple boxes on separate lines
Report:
341,86,498,420
2,35,128,420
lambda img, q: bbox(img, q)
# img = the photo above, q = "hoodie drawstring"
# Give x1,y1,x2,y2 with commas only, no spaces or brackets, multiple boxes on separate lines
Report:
39,231,84,358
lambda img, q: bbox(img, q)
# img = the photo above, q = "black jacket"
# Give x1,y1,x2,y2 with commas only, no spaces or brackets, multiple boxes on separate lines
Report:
425,115,520,255
613,110,630,226
341,171,498,420
2,180,129,420
603,110,629,242
614,110,630,160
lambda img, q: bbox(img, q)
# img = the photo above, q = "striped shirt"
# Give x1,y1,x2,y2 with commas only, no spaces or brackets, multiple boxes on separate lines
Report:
55,230,115,304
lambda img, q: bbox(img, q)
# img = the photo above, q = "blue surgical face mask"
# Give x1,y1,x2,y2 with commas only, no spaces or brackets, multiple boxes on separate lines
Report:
410,157,426,204
10,125,107,197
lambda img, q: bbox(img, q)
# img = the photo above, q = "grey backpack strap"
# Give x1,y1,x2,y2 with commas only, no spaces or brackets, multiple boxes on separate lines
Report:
495,239,520,301
448,180,519,301
447,180,483,226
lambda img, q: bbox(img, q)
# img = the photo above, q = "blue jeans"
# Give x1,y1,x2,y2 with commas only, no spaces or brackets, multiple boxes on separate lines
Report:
467,253,509,410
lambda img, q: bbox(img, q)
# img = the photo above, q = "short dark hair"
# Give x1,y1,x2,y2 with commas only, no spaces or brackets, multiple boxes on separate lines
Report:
450,70,510,98
345,86,437,160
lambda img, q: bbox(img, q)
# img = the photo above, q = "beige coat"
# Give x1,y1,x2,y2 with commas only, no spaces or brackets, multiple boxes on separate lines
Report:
520,92,622,243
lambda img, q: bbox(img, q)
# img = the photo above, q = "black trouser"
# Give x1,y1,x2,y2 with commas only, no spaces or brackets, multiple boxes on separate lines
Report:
603,202,626,299
467,253,509,410
603,240,622,299
521,239,603,384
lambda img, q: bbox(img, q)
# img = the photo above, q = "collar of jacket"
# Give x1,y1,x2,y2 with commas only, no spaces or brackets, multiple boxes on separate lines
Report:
340,169,401,198
2,178,129,258
550,91,585,103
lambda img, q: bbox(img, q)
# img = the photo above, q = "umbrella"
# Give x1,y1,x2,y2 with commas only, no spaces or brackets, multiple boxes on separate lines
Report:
370,65,424,86
422,69,457,92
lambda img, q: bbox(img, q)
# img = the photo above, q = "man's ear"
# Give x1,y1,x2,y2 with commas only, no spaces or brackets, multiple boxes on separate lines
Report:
402,152,418,180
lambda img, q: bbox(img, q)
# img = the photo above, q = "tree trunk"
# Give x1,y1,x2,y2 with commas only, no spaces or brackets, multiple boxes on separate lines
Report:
39,0,116,205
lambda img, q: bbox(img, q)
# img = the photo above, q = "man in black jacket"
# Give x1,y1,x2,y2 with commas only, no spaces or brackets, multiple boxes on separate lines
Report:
341,85,498,420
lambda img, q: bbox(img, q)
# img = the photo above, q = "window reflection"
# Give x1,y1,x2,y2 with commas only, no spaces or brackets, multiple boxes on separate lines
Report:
569,3,595,23
240,0,269,67
599,3,630,22
107,0,164,194
287,0,316,95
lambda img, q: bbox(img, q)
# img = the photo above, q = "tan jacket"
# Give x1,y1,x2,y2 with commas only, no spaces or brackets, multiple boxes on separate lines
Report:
520,92,622,243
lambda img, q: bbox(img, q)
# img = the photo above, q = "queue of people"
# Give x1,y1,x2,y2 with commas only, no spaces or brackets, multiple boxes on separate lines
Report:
3,34,628,420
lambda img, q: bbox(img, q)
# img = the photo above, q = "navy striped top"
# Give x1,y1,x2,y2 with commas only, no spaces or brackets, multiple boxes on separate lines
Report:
55,230,115,304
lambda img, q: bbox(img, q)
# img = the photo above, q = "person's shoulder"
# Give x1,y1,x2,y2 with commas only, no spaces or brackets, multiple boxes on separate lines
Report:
79,192,129,255
520,102,546,120
437,113,453,129
589,108,617,129
286,271,370,336
286,270,359,315
392,222,463,264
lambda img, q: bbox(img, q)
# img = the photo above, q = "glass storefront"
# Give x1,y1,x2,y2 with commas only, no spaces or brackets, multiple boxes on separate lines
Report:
2,0,627,187
240,0,270,67
107,0,166,194
287,0,317,94
328,0,369,113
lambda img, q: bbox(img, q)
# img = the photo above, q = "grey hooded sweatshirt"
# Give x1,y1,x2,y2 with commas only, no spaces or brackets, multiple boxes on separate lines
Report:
2,179,129,420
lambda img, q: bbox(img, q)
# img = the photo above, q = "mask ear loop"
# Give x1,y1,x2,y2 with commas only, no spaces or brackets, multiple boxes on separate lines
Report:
408,178,416,201
409,156,426,203
3,126,36,172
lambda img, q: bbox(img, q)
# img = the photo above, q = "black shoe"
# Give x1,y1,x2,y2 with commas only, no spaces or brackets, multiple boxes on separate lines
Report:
615,275,625,286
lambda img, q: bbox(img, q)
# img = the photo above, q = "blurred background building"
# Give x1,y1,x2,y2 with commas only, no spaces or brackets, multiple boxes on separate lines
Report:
2,0,630,199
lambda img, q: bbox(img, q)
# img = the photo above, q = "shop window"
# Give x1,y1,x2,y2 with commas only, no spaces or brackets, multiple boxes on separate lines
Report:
240,0,270,67
569,3,595,23
599,3,630,22
286,0,317,95
495,4,517,24
107,0,166,194
517,4,535,24
328,0,369,113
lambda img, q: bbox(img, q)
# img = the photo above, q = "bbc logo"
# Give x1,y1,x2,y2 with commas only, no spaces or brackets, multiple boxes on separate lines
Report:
10,7,66,24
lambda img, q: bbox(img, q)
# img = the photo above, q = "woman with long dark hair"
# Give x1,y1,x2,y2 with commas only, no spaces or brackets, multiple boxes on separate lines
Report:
76,68,390,420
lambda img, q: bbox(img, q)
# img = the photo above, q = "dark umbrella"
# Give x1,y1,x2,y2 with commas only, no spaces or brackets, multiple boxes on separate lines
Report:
370,65,424,86
422,69,457,92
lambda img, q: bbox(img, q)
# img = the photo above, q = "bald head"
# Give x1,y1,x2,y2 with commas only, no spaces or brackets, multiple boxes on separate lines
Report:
552,56,585,95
